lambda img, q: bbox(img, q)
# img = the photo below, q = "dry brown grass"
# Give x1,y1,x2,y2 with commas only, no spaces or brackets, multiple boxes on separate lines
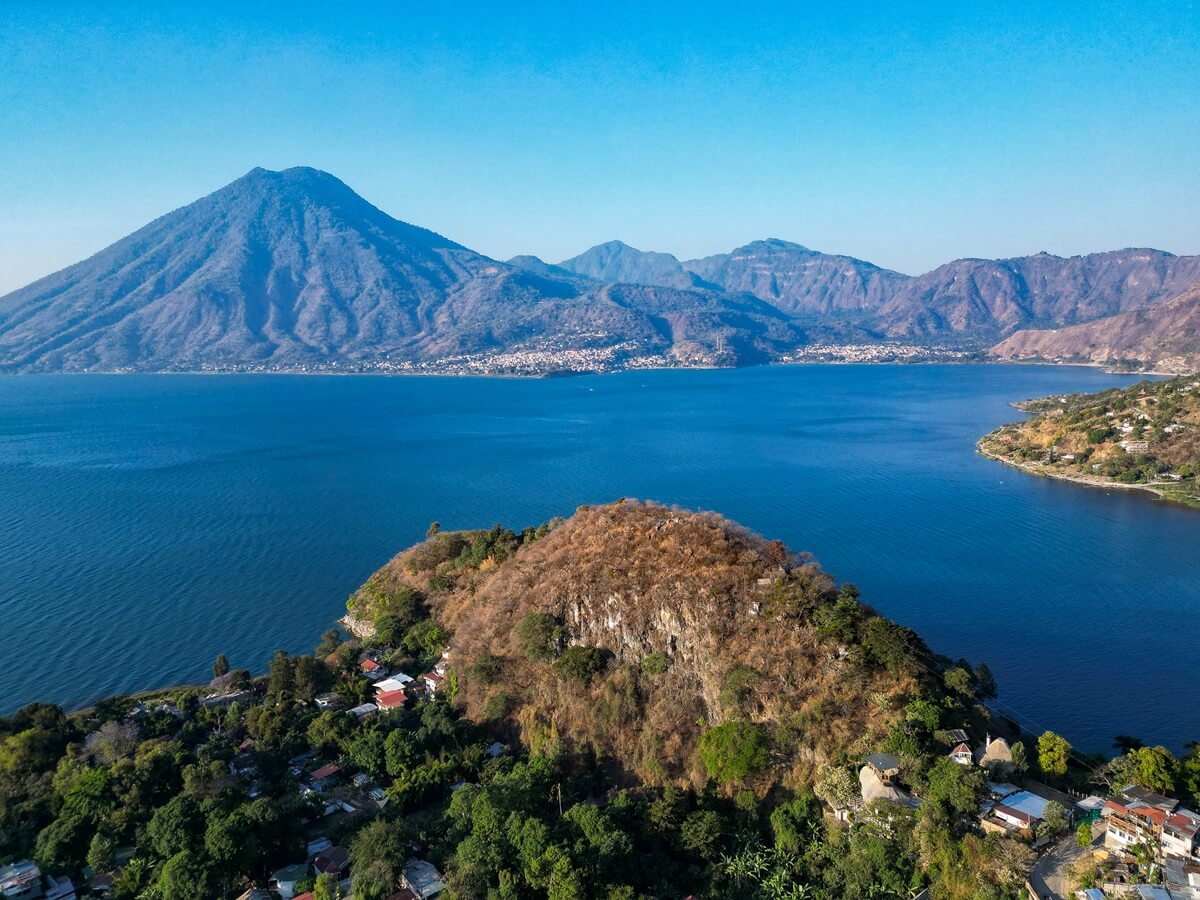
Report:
356,500,914,791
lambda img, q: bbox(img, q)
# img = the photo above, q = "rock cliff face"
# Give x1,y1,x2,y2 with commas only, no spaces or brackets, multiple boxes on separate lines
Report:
354,500,925,787
989,283,1200,373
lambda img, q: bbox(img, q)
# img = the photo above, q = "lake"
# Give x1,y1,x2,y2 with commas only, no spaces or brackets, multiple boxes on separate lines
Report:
1,364,1196,751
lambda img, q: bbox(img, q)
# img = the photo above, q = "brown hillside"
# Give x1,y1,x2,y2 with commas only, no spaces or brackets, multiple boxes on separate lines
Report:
353,500,928,791
989,283,1200,373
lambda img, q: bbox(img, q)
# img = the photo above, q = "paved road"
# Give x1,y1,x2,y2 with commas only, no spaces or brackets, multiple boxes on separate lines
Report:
1029,824,1103,899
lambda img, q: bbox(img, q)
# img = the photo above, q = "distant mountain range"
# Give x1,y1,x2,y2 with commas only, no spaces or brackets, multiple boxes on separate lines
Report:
990,283,1200,373
1,166,1197,373
0,169,803,373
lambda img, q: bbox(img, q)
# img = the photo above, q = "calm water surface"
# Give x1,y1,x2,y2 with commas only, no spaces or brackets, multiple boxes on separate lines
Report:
1,365,1196,750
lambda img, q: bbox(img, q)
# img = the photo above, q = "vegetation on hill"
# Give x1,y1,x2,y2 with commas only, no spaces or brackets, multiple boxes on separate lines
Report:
3,500,1200,898
978,376,1200,508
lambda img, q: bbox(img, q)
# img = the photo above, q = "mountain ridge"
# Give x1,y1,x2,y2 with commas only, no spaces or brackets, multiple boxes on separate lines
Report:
989,282,1200,373
2,165,1199,372
0,168,806,373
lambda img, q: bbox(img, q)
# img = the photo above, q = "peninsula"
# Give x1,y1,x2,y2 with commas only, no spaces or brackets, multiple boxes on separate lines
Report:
978,376,1200,509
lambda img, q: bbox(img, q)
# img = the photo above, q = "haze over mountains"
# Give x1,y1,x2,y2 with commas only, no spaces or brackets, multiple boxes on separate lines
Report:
1,166,1197,373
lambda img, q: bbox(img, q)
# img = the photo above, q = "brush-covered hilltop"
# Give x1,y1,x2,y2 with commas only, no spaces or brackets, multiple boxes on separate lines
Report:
5,500,1200,898
348,500,936,787
979,376,1200,508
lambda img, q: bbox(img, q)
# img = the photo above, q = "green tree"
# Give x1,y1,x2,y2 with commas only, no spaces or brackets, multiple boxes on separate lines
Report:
146,794,203,859
33,813,89,875
267,649,296,699
350,730,388,779
212,654,229,678
403,619,446,657
680,810,722,859
1040,801,1069,839
698,722,770,784
87,831,115,872
552,646,605,685
1038,731,1071,778
313,872,341,900
158,849,212,900
349,819,409,899
943,667,974,697
385,729,419,778
514,613,562,662
1131,746,1179,794
315,628,343,657
1077,821,1094,848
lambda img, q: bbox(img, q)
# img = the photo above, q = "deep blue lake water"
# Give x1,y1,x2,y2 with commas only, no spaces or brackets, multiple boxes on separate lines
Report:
1,365,1196,751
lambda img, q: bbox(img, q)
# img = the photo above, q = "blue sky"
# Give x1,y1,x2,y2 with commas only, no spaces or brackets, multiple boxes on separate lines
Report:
1,1,1197,293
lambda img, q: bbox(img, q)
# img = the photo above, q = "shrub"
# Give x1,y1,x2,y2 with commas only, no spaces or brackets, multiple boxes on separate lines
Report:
719,666,761,711
641,652,668,675
697,722,771,784
483,692,513,721
467,653,504,685
513,613,563,662
553,646,606,685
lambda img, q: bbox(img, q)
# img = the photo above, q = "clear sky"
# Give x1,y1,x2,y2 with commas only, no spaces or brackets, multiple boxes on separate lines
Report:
1,1,1198,293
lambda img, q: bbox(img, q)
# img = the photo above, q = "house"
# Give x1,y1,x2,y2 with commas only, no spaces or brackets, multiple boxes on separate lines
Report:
864,753,901,785
402,858,447,899
375,675,413,694
486,741,506,758
349,702,378,718
1119,440,1151,453
309,762,341,789
422,670,444,695
370,786,389,808
948,743,974,765
981,789,1060,838
313,846,351,879
230,750,259,778
272,863,310,900
984,802,1038,837
314,692,343,710
88,870,121,897
1162,809,1200,861
361,658,385,680
859,763,919,809
352,772,371,788
974,735,1013,770
1119,785,1179,812
0,862,71,899
375,689,408,710
1103,798,1172,850
234,891,273,900
306,836,333,859
945,729,969,744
